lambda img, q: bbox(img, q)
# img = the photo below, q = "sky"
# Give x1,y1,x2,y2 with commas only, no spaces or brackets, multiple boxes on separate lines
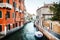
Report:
25,0,59,15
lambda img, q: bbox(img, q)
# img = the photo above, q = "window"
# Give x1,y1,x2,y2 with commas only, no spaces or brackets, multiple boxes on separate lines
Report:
36,16,39,19
13,2,16,9
16,23,17,27
7,0,9,3
6,11,10,18
0,25,2,32
7,24,10,30
0,0,3,3
19,0,21,2
19,7,20,10
13,24,15,28
0,11,2,18
12,13,15,18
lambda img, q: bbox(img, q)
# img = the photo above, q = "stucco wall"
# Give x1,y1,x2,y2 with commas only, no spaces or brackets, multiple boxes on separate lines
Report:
43,20,60,34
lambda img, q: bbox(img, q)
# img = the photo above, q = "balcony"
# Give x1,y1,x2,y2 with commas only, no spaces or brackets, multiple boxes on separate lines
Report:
15,8,19,12
19,10,22,12
0,3,12,9
16,18,20,21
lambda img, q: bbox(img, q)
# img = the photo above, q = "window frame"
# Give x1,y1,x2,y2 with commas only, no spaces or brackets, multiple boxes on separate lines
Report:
0,11,2,18
0,24,2,32
7,24,10,30
6,11,10,18
13,2,16,9
0,0,3,3
12,13,15,18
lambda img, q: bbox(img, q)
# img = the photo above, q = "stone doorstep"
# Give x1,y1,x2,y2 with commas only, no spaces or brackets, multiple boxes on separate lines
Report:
0,31,5,34
0,34,5,39
0,31,5,39
0,35,5,39
35,23,59,40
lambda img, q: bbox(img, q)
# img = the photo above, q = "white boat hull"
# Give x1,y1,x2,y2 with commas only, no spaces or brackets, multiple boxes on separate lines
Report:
35,31,43,38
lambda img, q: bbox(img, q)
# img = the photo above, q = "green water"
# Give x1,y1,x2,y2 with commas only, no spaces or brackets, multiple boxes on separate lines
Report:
2,22,48,40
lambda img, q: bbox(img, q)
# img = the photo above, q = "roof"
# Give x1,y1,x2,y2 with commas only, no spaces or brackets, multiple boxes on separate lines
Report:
37,4,53,11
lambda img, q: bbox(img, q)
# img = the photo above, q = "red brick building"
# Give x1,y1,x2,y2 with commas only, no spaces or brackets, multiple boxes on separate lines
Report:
0,0,25,35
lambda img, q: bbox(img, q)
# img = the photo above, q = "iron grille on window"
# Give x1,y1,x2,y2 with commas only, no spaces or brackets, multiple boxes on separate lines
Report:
6,11,10,18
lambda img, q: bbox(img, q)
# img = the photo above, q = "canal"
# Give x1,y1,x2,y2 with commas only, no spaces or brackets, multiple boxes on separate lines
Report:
1,22,48,40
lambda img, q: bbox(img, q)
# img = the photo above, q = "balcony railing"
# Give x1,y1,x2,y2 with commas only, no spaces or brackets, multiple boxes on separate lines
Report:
19,10,22,12
15,8,23,13
0,3,12,9
15,8,19,12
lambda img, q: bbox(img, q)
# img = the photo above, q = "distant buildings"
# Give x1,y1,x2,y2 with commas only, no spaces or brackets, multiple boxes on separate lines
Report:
24,11,36,23
32,14,36,21
0,0,25,35
24,11,32,22
24,11,29,22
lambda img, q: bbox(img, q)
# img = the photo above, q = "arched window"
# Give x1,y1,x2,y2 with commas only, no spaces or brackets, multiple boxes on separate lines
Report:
0,11,2,18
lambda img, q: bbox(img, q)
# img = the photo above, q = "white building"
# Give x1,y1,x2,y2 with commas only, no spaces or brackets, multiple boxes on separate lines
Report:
24,11,33,22
24,11,29,22
36,4,53,27
32,14,36,21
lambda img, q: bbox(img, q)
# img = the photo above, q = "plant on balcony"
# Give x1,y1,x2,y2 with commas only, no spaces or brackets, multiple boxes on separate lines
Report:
49,2,60,22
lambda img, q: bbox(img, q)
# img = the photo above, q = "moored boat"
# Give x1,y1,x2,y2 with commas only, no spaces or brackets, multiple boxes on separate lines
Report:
34,31,43,38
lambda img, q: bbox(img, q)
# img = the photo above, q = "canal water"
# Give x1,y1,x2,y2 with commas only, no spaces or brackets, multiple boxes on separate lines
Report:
1,22,48,40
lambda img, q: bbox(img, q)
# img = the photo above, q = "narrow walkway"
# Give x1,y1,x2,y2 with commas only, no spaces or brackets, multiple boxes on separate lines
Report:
45,28,60,39
1,22,48,40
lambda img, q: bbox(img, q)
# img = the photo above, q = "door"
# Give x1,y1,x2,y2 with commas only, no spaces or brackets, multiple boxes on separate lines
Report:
0,25,2,32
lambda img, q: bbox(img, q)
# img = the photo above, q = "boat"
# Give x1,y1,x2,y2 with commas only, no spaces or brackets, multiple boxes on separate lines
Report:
34,31,43,38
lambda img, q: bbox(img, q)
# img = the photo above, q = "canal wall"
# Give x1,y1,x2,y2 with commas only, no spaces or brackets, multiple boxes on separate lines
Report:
0,26,23,40
34,21,59,40
43,20,60,34
0,21,31,39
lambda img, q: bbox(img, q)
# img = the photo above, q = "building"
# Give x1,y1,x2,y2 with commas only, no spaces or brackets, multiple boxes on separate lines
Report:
0,0,25,35
36,3,60,39
32,14,36,21
24,11,33,22
19,0,25,26
24,11,29,22
36,4,60,39
37,4,53,27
